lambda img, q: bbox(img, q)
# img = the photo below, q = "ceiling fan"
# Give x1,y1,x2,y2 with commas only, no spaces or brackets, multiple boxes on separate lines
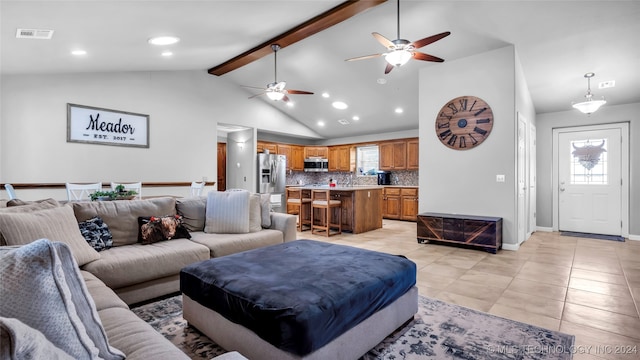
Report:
346,0,450,74
243,44,313,102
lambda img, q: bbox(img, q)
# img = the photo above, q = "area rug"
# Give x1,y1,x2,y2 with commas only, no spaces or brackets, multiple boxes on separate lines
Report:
132,294,574,360
561,231,625,242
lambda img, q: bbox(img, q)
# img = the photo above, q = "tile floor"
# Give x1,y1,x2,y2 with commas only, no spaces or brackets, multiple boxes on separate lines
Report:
298,220,640,359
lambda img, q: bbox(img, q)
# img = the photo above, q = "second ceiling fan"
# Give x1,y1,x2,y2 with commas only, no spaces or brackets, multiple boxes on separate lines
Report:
346,0,451,74
243,44,313,103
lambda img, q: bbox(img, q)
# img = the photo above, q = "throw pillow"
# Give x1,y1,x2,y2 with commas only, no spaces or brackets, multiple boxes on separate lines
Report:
50,241,125,360
259,193,272,228
0,239,102,359
204,190,250,234
138,215,191,244
0,205,100,266
0,317,75,360
0,198,60,246
78,216,113,252
249,194,262,233
176,196,207,232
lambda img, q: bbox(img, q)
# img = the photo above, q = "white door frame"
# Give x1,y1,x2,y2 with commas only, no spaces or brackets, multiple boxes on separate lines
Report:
552,122,629,236
528,123,537,238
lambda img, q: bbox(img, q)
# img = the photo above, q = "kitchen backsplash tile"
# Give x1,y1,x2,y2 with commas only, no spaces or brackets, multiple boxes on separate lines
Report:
287,170,418,187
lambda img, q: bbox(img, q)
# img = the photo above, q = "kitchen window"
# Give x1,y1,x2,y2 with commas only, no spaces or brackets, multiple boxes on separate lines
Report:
356,145,379,176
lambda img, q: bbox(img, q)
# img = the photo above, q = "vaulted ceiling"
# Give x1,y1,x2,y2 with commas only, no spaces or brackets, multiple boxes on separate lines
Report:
2,1,639,139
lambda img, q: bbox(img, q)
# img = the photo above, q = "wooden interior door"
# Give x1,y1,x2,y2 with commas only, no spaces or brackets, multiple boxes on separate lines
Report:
217,142,226,191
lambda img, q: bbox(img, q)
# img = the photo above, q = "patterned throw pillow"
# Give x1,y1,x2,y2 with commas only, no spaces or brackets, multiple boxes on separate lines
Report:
137,215,191,245
78,217,113,252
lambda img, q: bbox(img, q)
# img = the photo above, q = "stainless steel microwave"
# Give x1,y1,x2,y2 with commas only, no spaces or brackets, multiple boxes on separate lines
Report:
303,158,329,172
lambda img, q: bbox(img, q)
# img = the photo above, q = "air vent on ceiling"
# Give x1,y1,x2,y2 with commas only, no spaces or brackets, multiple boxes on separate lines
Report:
598,80,615,89
337,119,351,125
16,29,54,39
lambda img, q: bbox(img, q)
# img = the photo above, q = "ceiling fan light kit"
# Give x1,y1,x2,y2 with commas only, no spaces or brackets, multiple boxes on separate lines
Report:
345,0,450,74
572,72,606,114
243,44,313,103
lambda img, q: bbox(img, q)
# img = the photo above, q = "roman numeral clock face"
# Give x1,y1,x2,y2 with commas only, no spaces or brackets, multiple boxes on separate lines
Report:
435,96,494,150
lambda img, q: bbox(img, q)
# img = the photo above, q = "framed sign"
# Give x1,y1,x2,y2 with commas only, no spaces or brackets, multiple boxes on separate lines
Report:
67,103,149,148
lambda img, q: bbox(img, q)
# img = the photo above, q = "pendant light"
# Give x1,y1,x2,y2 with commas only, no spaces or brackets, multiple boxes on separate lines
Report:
572,72,606,114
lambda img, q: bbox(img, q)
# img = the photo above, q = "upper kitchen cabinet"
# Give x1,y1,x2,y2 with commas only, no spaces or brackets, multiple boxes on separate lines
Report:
277,144,292,170
291,146,305,171
379,140,407,171
407,138,419,170
257,141,277,154
329,146,354,172
304,146,328,159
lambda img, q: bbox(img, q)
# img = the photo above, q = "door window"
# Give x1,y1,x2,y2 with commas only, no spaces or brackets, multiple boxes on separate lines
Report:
569,138,608,185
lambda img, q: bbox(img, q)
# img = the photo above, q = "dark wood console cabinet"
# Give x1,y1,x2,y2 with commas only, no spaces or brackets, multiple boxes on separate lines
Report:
417,212,502,254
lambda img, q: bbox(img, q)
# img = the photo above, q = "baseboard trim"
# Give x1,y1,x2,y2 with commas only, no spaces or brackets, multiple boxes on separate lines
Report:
628,234,640,241
502,243,520,251
536,226,553,232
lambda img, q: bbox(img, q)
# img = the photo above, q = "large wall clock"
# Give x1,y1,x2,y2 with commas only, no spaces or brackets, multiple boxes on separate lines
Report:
435,95,494,150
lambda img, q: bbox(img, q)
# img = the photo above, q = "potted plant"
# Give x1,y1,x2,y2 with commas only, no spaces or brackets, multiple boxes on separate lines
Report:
90,185,138,201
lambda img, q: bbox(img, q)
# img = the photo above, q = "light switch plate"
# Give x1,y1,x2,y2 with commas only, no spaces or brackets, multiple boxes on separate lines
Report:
496,174,505,182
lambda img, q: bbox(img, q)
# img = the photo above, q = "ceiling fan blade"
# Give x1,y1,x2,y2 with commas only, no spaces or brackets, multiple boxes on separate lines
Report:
372,32,394,49
287,90,314,95
242,85,267,90
410,31,451,49
345,53,384,62
248,92,266,99
413,51,445,62
384,63,395,74
282,95,291,103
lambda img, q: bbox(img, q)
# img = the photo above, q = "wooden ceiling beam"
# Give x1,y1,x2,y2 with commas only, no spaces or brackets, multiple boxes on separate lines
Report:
208,0,387,76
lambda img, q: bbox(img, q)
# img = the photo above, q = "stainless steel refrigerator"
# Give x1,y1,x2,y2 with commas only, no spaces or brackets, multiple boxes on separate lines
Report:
257,153,286,213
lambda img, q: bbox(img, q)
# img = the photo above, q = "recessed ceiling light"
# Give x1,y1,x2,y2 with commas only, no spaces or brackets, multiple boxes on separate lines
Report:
71,50,87,56
286,102,294,107
317,120,325,127
322,92,330,98
161,51,173,57
377,78,387,85
332,101,348,110
352,116,360,121
148,36,180,45
395,107,404,114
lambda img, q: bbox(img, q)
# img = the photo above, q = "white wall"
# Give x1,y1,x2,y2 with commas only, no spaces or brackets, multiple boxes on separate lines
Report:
0,70,320,200
536,102,640,237
419,46,522,246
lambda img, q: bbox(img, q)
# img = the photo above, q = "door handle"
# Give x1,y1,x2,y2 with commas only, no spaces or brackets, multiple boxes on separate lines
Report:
560,181,565,192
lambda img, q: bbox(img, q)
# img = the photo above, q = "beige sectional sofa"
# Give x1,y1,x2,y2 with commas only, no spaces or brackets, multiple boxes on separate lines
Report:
0,195,297,359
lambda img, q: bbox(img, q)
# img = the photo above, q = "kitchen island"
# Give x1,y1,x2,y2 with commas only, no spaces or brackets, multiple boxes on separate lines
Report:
288,186,384,234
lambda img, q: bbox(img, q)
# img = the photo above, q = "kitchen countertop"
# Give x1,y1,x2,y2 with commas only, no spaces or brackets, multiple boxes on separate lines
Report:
290,185,385,191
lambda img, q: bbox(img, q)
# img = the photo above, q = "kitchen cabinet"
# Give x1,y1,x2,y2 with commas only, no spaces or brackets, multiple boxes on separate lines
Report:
328,146,353,171
379,141,406,170
304,146,328,159
291,146,304,171
400,187,419,221
383,187,418,221
382,187,401,219
417,213,502,253
257,141,277,154
407,138,419,170
277,144,292,170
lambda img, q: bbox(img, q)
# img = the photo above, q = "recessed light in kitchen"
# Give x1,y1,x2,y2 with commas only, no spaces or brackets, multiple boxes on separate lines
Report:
317,120,325,127
161,51,173,57
332,101,348,110
148,36,180,45
286,101,294,107
395,107,403,114
322,92,330,98
352,116,360,121
71,50,87,56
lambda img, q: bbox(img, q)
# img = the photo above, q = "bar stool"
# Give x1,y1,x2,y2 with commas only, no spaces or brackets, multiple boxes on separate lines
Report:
311,189,342,236
286,188,311,232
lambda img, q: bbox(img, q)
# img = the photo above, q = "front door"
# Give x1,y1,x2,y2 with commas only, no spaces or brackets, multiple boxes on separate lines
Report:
558,128,621,235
